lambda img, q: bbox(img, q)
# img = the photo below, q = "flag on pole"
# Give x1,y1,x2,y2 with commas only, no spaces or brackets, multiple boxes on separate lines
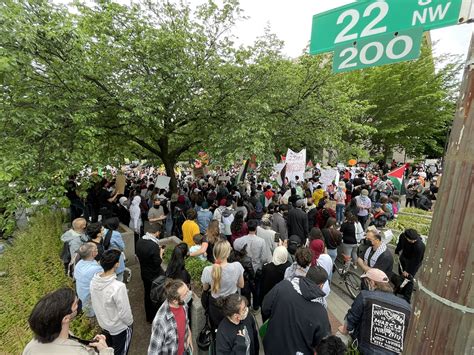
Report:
236,159,249,183
387,164,407,191
276,164,287,186
306,160,314,168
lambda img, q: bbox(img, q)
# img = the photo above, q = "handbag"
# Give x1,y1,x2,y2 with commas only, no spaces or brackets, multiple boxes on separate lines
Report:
197,316,213,351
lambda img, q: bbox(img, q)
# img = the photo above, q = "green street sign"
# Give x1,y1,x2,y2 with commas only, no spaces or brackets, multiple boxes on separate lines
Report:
332,27,423,73
310,0,463,55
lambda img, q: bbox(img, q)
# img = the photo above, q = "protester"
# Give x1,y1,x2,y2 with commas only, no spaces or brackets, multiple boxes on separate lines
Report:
321,217,342,264
230,210,248,245
165,243,191,286
309,239,333,301
271,204,288,240
74,243,103,317
339,269,411,355
340,213,360,267
201,240,244,329
284,247,313,280
60,217,88,273
205,220,221,263
262,265,331,355
260,246,291,322
189,234,207,261
233,219,272,311
182,209,200,247
148,279,193,354
90,249,134,355
335,182,347,225
147,197,166,233
135,223,165,323
357,230,394,288
394,229,425,302
216,294,259,355
23,287,113,354
256,215,277,256
197,201,213,234
316,335,347,355
87,222,105,262
355,189,372,228
103,217,126,282
129,195,143,243
287,199,309,245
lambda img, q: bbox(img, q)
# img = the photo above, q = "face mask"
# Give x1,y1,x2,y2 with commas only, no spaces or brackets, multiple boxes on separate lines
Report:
240,306,249,321
179,290,192,305
154,204,160,208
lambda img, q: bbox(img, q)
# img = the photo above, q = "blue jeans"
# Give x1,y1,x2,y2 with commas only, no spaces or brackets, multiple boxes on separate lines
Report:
336,204,345,223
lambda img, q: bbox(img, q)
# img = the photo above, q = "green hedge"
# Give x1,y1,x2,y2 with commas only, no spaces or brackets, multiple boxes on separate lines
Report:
162,245,211,295
0,212,96,354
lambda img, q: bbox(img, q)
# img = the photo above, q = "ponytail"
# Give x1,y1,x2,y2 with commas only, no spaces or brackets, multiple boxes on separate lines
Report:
211,264,222,294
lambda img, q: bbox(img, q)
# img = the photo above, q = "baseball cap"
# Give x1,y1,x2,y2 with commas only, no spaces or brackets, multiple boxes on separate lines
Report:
360,268,389,283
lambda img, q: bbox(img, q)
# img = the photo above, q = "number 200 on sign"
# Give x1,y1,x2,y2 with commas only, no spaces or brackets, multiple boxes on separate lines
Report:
332,28,423,73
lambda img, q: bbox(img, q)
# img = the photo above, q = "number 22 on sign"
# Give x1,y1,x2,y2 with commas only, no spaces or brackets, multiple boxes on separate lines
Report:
332,27,424,73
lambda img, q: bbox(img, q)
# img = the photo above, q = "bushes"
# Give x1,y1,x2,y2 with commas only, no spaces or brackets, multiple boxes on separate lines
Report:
0,212,96,354
162,244,211,295
387,209,432,236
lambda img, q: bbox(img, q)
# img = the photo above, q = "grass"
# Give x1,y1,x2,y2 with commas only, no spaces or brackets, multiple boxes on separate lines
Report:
0,212,97,354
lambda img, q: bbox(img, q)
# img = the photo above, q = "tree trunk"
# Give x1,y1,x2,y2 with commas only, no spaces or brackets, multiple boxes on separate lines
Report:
161,154,178,193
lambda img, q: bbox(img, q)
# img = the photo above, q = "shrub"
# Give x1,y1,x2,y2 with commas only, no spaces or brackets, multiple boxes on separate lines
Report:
0,212,97,354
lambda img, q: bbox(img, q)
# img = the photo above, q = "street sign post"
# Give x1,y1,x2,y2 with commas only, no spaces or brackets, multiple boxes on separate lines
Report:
332,27,423,73
310,0,463,55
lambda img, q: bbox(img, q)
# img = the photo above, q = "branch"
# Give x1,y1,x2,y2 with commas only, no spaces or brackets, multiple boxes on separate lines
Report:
171,140,202,159
82,75,133,113
131,136,162,157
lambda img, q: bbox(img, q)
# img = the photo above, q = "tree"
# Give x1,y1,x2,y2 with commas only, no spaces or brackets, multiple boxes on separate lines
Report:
345,40,461,159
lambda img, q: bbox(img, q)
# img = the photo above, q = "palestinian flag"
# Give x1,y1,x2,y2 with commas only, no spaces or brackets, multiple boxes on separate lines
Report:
277,164,287,186
236,159,250,182
387,164,407,192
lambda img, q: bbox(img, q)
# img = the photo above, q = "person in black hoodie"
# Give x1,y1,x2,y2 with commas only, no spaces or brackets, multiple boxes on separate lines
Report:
394,228,425,302
262,265,331,355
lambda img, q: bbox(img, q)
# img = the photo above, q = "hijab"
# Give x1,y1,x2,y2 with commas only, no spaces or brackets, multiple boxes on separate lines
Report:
310,239,325,266
272,246,288,266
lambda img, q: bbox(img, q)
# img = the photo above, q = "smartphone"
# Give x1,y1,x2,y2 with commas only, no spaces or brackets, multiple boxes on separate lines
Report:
274,233,281,243
69,335,96,345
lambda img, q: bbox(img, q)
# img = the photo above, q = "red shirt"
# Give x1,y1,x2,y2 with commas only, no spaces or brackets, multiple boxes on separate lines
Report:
170,306,186,355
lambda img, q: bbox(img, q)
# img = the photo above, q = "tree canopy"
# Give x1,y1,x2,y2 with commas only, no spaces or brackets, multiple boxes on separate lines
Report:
0,0,460,233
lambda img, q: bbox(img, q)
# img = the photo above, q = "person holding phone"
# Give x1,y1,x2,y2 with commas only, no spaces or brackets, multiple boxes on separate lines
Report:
23,287,113,354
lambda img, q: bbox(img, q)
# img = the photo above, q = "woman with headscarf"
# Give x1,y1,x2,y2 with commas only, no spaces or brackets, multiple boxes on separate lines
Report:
129,195,142,246
309,239,333,305
260,246,291,322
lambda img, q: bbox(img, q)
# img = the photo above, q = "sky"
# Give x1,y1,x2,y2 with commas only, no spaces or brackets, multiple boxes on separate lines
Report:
232,0,473,60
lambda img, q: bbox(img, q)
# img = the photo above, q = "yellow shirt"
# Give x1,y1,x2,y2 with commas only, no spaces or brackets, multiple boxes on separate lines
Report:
312,189,325,206
182,220,200,247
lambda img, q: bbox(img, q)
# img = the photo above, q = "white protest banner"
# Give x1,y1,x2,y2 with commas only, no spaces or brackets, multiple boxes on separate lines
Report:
155,175,171,190
285,148,306,183
319,168,338,189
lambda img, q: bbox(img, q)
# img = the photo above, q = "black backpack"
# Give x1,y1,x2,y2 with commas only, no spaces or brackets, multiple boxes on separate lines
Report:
150,275,168,309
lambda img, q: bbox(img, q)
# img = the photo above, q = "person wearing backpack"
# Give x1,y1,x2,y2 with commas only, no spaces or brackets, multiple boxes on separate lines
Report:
60,218,88,276
103,217,126,282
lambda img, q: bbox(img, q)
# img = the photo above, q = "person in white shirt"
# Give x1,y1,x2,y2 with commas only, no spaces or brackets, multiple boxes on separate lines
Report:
91,250,133,355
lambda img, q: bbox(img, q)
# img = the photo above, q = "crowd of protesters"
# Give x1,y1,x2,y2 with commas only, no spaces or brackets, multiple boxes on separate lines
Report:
24,160,432,355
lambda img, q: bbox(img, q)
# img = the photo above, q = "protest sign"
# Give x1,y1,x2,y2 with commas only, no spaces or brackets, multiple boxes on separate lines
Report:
155,175,171,189
115,174,126,195
319,168,338,189
285,148,306,183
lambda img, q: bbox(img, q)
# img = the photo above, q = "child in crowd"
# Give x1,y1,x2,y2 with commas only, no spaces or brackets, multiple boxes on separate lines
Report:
189,234,207,261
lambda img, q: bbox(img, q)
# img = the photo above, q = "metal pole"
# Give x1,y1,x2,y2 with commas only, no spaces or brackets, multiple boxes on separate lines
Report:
404,33,474,354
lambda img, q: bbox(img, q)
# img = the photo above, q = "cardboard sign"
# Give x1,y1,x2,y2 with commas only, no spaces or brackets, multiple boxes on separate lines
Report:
115,174,126,195
319,168,338,189
155,175,171,189
370,303,407,353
